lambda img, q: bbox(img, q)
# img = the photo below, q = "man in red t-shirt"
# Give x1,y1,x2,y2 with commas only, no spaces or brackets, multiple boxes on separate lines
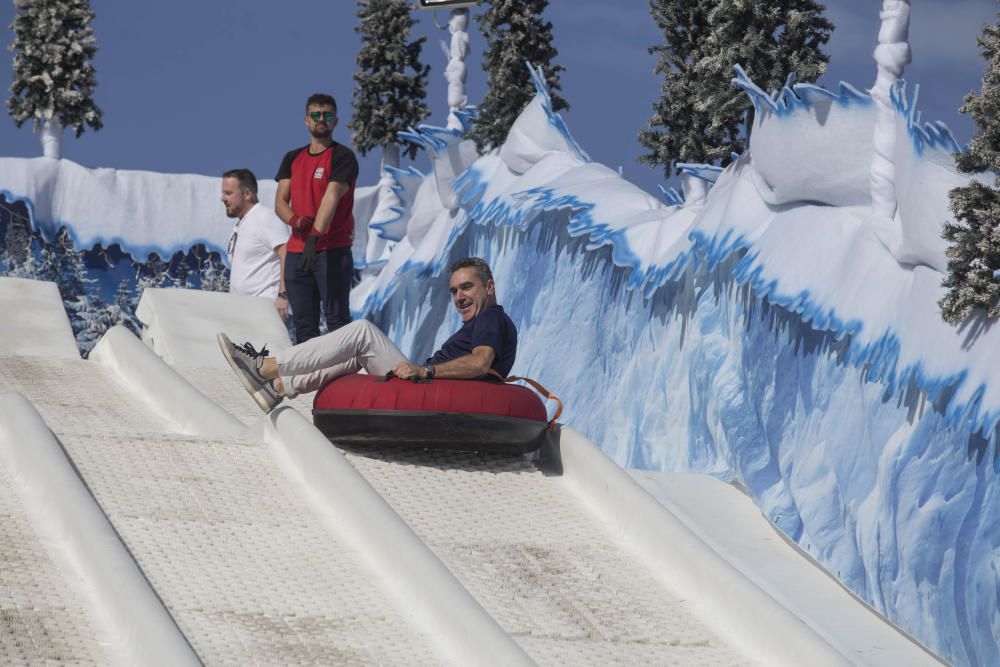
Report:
275,93,360,342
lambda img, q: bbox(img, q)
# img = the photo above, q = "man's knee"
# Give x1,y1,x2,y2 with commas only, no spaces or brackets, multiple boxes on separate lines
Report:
349,319,378,336
343,318,387,343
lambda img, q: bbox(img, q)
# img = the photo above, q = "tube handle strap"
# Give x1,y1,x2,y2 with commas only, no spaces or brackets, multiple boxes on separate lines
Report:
488,369,562,429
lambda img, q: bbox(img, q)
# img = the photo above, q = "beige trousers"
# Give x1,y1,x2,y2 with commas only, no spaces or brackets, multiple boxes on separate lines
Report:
275,319,407,398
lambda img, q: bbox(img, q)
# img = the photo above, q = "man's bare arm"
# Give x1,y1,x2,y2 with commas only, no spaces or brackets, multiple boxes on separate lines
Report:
312,180,350,235
274,243,288,319
392,345,497,380
275,179,294,224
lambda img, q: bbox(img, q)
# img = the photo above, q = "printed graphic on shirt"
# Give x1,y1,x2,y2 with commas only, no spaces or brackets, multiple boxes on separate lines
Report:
313,167,325,180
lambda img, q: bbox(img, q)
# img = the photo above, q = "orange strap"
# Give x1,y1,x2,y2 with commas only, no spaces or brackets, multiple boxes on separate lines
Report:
488,369,562,430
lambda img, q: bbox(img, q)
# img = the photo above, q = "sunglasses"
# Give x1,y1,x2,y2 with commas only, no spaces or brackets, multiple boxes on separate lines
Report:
227,229,238,256
309,111,335,122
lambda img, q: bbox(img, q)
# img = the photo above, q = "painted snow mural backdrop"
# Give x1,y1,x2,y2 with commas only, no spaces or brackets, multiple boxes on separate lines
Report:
0,193,229,354
2,66,999,664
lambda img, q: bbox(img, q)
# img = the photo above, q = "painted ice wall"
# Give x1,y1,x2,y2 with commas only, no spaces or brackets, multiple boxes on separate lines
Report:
0,161,378,352
1,66,998,666
356,69,999,667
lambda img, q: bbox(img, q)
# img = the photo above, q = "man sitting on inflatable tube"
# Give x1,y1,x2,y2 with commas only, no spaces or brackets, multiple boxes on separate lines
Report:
217,257,517,414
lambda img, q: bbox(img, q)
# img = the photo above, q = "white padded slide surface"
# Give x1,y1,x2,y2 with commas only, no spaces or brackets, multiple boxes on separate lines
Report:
177,365,315,425
343,446,748,666
64,431,439,666
0,354,439,665
0,459,107,665
0,355,174,435
0,277,79,358
631,470,943,667
136,287,293,368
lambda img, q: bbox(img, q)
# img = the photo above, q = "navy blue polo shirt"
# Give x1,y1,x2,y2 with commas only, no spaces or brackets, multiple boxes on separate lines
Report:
428,305,517,377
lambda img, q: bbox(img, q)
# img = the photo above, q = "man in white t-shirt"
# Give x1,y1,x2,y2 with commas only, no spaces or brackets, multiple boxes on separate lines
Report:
221,168,290,319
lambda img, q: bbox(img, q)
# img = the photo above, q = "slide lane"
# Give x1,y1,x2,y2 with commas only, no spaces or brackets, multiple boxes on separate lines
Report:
338,442,751,665
0,393,200,666
57,425,440,665
0,337,442,664
336,427,941,666
0,277,80,359
0,403,111,665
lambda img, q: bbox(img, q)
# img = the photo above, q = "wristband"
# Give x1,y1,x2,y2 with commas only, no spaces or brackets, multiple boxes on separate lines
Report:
277,292,287,299
423,364,436,379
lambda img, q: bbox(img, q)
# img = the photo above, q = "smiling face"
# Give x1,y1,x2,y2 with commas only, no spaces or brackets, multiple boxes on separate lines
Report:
221,176,253,219
305,103,336,140
450,266,496,322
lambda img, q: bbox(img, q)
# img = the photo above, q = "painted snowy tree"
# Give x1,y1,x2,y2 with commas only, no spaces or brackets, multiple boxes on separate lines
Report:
193,246,230,293
135,252,173,295
102,277,141,338
640,0,832,176
167,250,194,289
6,0,103,159
469,0,567,151
350,0,430,169
941,15,1000,324
0,199,38,277
36,227,108,352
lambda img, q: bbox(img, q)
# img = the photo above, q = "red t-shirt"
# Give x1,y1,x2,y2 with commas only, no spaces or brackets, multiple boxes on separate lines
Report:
275,142,359,252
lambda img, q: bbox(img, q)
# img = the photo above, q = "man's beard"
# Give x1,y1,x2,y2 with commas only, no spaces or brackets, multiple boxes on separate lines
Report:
310,125,333,139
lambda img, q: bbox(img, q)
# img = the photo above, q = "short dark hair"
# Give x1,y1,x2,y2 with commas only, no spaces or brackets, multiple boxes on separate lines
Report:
450,257,494,285
306,93,337,114
222,168,258,196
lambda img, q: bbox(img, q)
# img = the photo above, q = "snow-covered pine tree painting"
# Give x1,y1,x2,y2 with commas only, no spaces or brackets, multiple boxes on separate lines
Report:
108,276,141,336
941,12,1000,324
6,0,104,159
0,197,234,353
0,198,38,277
469,0,567,152
192,245,230,293
639,0,832,175
350,0,431,171
35,227,107,352
134,252,174,297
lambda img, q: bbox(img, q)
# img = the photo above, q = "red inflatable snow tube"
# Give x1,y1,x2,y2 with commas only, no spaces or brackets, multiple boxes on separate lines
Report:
312,373,550,453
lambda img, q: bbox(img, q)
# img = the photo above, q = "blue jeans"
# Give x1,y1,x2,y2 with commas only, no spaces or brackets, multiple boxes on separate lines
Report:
284,246,353,343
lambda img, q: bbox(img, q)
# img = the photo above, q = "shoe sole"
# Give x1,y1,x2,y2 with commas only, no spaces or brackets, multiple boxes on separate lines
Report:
250,388,278,414
217,332,276,414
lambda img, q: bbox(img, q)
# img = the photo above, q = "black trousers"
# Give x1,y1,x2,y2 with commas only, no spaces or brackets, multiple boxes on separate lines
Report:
284,246,353,343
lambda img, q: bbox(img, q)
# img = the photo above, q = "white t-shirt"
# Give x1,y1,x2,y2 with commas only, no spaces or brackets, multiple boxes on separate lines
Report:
228,203,289,299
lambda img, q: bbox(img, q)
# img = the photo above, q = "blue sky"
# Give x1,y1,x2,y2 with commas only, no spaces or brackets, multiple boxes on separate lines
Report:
0,1,996,198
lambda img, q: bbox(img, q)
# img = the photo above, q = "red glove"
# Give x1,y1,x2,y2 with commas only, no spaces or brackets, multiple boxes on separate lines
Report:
290,214,314,233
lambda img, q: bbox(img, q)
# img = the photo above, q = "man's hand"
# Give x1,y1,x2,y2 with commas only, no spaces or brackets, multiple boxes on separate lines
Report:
299,236,318,273
392,360,423,380
275,293,289,320
290,214,314,233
